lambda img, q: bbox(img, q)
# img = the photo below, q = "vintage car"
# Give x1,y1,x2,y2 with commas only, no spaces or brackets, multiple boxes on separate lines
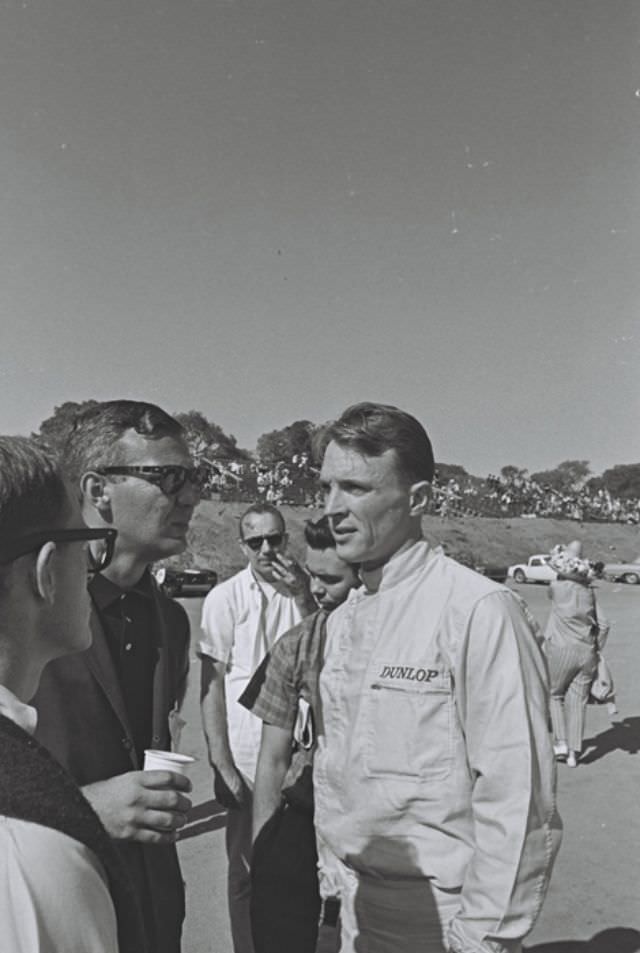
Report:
507,554,557,584
153,566,218,598
603,559,640,585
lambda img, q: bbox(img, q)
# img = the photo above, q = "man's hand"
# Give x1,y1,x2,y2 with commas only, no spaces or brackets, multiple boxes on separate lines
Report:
83,771,192,844
269,553,314,610
212,764,247,810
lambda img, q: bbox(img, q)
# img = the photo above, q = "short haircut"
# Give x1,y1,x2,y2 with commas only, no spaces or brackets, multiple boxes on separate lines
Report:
303,515,336,550
318,402,435,485
239,502,285,538
0,437,71,540
63,400,184,488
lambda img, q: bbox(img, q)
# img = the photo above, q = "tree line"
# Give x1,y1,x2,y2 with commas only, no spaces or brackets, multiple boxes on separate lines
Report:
32,400,640,499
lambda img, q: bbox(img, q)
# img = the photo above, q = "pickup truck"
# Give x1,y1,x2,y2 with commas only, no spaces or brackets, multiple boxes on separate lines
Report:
603,559,640,585
507,554,557,584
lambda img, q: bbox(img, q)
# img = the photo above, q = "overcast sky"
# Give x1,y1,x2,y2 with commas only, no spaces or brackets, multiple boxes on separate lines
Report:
1,0,638,476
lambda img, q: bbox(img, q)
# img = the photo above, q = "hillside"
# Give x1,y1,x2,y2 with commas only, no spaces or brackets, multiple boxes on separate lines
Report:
182,499,640,581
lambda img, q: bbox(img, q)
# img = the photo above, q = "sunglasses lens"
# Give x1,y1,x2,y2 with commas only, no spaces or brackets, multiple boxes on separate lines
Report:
245,534,283,551
160,466,207,495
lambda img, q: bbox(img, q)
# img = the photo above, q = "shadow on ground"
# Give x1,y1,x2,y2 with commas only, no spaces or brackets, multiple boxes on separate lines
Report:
526,927,640,953
580,716,640,764
178,798,228,841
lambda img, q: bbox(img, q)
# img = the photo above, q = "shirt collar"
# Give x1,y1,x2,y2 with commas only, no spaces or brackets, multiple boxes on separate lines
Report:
246,565,288,601
89,568,154,610
0,684,38,735
359,538,438,594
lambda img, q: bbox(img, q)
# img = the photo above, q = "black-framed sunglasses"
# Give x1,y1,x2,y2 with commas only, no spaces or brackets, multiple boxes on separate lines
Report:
0,527,118,574
242,533,285,552
97,464,208,496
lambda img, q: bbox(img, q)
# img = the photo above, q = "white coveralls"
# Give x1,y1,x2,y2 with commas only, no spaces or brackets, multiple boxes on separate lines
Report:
314,541,562,953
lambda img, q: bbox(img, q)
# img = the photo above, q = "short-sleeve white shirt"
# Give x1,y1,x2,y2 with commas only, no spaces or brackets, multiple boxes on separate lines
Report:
198,566,303,780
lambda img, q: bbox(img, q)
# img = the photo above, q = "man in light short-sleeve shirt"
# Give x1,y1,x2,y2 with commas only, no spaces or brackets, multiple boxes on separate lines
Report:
199,502,314,953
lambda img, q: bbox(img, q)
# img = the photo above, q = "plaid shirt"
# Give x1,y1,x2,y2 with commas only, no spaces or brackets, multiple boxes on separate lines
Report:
239,610,328,812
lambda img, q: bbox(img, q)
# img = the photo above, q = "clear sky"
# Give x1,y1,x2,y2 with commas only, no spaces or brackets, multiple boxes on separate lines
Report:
1,0,638,476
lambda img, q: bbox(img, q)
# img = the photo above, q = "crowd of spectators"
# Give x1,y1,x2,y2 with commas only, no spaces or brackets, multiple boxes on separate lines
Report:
203,457,640,525
207,453,322,507
429,471,640,524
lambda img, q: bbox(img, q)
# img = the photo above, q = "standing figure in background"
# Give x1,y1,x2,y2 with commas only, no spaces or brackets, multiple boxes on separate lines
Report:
544,541,610,768
34,400,200,953
199,503,315,953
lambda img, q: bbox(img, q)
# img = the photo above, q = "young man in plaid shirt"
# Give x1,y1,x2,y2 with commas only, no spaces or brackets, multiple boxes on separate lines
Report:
239,516,358,953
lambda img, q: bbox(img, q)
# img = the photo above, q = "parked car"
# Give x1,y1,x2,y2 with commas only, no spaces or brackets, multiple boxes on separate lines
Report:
507,554,557,584
153,566,217,598
603,559,640,585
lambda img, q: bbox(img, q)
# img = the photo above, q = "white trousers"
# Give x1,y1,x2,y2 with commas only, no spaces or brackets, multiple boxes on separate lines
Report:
546,636,597,753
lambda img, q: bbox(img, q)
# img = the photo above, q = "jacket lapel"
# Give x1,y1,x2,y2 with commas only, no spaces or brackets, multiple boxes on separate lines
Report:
84,608,139,768
149,583,171,750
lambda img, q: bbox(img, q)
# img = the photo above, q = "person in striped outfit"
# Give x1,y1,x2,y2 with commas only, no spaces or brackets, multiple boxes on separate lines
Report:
544,541,610,768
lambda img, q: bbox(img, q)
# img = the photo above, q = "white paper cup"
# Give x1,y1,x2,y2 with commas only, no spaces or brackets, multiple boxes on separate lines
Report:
143,749,196,776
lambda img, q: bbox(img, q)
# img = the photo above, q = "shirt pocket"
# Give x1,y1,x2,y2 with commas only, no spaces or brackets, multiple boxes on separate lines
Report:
363,661,453,781
229,612,259,673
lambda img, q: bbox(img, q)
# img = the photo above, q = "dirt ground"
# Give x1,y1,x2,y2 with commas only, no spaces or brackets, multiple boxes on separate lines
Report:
175,579,640,953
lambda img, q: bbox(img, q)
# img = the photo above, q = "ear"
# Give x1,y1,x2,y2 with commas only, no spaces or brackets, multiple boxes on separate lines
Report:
81,472,111,516
408,480,431,517
33,542,57,605
281,532,289,550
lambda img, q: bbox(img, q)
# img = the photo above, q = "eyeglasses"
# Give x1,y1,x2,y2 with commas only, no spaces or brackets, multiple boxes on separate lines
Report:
242,533,284,552
0,527,118,574
97,465,208,496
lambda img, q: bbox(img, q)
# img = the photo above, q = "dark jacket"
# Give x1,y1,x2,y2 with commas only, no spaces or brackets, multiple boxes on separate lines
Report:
33,579,190,953
0,713,147,953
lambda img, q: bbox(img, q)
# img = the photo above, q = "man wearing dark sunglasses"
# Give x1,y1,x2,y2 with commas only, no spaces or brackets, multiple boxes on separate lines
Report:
199,502,315,953
33,400,199,953
0,436,146,953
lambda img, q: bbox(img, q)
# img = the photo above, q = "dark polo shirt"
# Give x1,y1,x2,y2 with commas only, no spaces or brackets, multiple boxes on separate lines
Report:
89,571,158,765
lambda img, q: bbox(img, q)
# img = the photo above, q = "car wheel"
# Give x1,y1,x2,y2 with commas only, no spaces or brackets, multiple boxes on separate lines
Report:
622,572,639,585
513,569,526,584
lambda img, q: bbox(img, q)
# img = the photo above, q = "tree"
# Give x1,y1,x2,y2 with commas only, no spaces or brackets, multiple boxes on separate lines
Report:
434,463,471,485
33,400,100,457
499,465,528,483
173,411,250,465
530,460,591,493
256,420,317,466
597,463,640,499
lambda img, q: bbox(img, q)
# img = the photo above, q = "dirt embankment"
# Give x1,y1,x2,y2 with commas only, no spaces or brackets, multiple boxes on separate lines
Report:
183,500,640,581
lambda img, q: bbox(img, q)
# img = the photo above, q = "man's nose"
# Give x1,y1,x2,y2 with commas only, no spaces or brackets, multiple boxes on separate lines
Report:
177,479,200,507
259,537,273,555
323,485,344,516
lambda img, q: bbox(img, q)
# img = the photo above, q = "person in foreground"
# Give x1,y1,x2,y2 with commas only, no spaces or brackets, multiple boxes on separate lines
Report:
0,436,145,952
240,515,359,953
199,502,315,953
314,402,562,953
544,540,610,768
33,400,199,953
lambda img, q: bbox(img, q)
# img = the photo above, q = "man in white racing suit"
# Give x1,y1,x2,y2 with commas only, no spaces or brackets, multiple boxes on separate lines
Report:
314,402,562,953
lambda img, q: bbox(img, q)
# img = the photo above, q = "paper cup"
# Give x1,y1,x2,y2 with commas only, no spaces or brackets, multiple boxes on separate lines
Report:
143,749,196,776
